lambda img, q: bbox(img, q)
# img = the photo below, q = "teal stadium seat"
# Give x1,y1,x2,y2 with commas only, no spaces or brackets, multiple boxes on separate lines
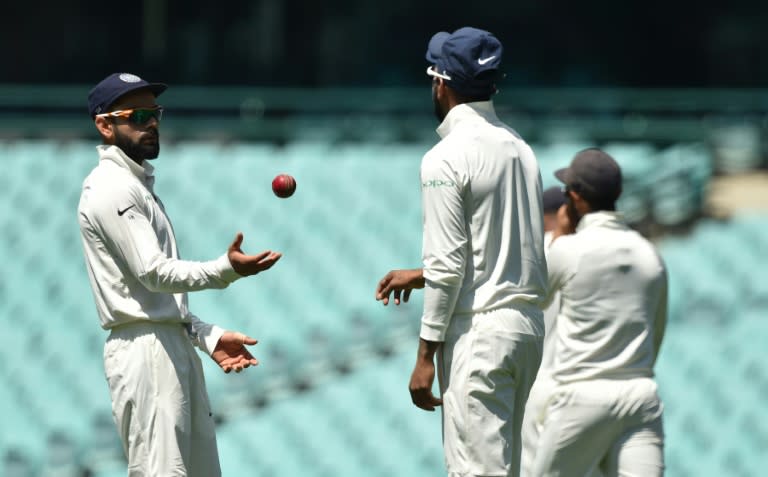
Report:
601,142,658,224
651,143,712,226
657,215,768,476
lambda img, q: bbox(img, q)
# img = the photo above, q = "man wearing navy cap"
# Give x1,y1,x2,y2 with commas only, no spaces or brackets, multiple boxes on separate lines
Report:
376,28,547,477
78,73,282,476
531,149,667,476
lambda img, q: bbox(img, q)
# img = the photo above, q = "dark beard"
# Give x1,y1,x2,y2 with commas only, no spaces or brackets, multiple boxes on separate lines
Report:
432,87,447,123
114,128,160,163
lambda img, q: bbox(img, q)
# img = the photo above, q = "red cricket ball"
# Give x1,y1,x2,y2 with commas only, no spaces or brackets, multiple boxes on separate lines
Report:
272,174,296,198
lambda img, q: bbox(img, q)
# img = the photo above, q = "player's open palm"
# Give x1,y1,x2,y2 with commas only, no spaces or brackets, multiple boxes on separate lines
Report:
227,232,282,277
212,331,259,373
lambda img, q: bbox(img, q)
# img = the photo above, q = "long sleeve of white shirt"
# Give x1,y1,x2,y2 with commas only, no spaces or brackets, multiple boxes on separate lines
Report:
79,145,241,354
420,149,468,341
80,189,238,294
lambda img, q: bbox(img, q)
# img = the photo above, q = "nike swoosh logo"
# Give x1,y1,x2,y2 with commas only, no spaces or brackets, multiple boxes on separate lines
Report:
117,205,136,216
477,55,496,65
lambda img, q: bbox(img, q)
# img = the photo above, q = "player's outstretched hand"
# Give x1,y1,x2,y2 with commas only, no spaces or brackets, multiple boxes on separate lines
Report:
409,356,443,411
376,268,425,305
212,331,259,373
228,232,282,277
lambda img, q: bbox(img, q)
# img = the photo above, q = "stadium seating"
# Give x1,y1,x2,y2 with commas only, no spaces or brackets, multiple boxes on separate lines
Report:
0,139,764,476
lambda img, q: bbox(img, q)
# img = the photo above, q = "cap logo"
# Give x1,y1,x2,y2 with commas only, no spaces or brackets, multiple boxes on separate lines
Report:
477,55,496,65
119,73,142,83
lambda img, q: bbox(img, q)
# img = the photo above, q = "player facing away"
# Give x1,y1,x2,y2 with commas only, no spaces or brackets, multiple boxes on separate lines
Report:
376,27,548,477
531,149,668,477
78,73,281,476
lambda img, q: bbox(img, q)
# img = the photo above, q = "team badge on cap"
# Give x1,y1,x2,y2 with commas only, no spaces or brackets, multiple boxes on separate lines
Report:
119,73,142,83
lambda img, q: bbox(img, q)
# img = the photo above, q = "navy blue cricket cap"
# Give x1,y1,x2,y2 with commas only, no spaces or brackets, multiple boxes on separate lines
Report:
555,148,623,203
425,27,503,97
88,72,167,117
542,186,566,213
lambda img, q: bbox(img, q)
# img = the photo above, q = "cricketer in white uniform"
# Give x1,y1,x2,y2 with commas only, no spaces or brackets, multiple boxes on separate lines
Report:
531,149,668,477
520,187,567,476
376,28,548,477
78,73,281,476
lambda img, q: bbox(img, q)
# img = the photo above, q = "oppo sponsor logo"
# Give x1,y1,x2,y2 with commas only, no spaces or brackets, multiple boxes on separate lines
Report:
422,178,456,188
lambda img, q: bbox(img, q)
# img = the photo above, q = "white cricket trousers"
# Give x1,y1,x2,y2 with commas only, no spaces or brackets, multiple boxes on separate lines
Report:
439,306,544,477
520,373,556,476
531,377,664,477
521,375,604,477
104,321,221,477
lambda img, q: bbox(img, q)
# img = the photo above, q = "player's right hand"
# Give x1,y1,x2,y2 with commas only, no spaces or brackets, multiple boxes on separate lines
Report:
552,204,576,242
227,232,282,277
409,357,443,411
376,268,426,305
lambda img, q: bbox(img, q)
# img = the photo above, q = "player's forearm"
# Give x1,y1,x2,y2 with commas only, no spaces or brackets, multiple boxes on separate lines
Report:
138,253,241,293
416,336,442,361
420,279,462,342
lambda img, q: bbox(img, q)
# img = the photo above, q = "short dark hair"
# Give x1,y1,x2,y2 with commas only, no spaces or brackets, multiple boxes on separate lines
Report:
449,70,497,103
569,182,618,212
583,196,617,212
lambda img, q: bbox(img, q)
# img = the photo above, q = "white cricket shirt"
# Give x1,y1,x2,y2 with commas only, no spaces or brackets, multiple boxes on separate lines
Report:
546,211,668,383
78,145,241,355
419,101,548,342
540,231,560,371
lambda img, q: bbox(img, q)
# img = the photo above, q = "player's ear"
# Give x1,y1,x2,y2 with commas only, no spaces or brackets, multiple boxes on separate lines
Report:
435,78,449,100
568,189,586,207
570,190,594,214
94,116,115,142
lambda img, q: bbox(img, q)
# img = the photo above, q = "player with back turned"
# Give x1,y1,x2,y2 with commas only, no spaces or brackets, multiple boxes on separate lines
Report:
531,149,668,477
375,27,548,477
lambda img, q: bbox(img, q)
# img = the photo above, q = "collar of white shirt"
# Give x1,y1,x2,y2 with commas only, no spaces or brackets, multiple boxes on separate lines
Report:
576,210,627,233
436,101,497,139
97,144,155,186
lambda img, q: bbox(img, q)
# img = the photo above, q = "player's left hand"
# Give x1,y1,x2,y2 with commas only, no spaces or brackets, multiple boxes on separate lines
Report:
212,331,259,373
409,357,443,411
227,232,282,277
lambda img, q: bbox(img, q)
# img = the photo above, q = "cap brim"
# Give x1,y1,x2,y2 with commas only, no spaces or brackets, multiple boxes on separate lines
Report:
143,82,168,97
554,167,571,184
426,31,450,63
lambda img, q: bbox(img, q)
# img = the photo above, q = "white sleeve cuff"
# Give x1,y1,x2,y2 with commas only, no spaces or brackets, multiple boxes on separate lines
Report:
199,324,227,356
215,254,242,283
419,320,447,342
186,312,227,356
